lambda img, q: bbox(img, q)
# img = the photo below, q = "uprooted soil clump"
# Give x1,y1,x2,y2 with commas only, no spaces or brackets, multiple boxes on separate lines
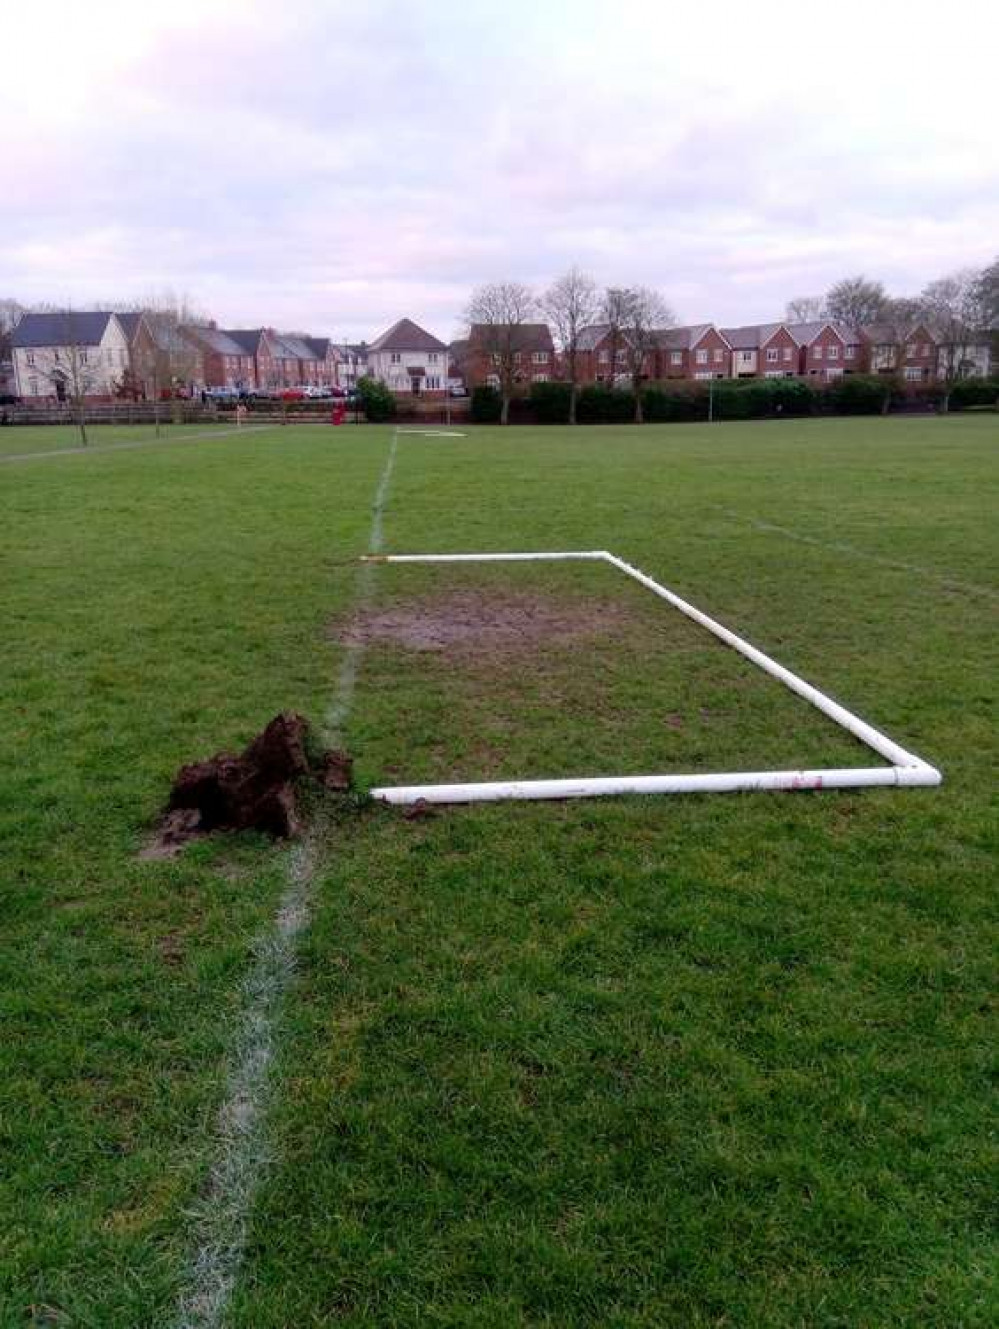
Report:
145,712,351,858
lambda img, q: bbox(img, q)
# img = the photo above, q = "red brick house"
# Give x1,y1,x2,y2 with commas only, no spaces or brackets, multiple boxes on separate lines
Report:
721,323,799,378
859,322,938,381
575,324,647,385
180,325,256,391
899,323,938,382
791,321,852,380
655,325,731,380
302,337,340,388
466,322,556,389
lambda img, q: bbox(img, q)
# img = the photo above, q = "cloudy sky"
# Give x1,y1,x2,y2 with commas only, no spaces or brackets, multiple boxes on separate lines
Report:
3,0,996,340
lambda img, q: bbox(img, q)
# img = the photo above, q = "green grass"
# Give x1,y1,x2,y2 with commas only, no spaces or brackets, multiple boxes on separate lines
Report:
0,420,256,458
1,417,996,1326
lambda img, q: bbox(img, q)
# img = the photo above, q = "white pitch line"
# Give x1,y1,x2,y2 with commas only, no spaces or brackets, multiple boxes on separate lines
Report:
173,427,400,1329
0,423,271,464
713,506,998,601
397,428,467,437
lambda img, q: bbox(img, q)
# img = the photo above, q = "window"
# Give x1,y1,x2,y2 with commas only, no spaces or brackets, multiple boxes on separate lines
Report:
26,351,35,366
28,376,38,394
532,351,548,363
54,349,61,363
598,350,609,364
390,352,401,363
533,372,549,383
429,352,439,363
670,351,682,366
119,349,126,366
904,366,923,381
713,348,724,363
846,345,856,359
514,351,522,363
766,348,779,363
920,343,930,357
694,371,712,381
783,347,792,362
906,343,917,357
487,373,500,388
828,345,839,359
739,351,753,364
695,348,708,365
107,349,114,365
812,345,822,359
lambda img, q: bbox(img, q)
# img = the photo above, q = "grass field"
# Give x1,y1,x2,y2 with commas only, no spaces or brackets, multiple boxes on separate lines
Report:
1,416,996,1326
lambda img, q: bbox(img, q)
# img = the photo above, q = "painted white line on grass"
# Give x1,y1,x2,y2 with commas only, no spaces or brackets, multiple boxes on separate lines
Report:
397,428,467,437
715,506,998,601
0,423,270,465
173,428,399,1329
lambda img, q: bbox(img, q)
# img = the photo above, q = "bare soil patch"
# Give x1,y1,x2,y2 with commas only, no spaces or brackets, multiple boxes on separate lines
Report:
334,591,639,657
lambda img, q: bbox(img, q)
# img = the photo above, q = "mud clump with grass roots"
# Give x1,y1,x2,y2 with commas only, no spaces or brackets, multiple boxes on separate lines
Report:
145,712,352,858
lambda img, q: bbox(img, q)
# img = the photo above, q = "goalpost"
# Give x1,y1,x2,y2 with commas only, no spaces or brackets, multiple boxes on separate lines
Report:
360,549,942,806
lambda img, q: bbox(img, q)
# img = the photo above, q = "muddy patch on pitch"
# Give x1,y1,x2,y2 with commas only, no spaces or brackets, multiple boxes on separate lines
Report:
335,592,638,657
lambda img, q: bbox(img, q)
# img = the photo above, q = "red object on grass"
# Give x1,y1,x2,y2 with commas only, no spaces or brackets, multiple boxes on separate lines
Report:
331,403,346,426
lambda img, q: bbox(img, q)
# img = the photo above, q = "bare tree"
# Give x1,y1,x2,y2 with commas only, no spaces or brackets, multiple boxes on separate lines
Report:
466,281,538,425
619,287,676,424
825,276,888,329
543,267,599,425
921,270,988,410
0,299,25,337
600,288,633,390
785,295,827,324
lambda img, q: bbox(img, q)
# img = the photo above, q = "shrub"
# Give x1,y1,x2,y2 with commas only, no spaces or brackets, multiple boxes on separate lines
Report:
471,385,502,423
576,385,635,424
824,374,892,415
948,377,999,410
356,376,396,423
530,381,572,424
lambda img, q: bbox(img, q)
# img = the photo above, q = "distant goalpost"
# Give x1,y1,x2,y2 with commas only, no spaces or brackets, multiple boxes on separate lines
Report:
360,549,942,806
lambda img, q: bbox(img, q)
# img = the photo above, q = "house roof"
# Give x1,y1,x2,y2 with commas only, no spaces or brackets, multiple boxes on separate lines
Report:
369,318,446,353
303,337,332,360
655,324,724,351
11,311,115,348
275,334,317,360
182,325,249,356
469,322,555,353
224,328,268,355
116,312,146,342
719,322,790,349
577,324,611,351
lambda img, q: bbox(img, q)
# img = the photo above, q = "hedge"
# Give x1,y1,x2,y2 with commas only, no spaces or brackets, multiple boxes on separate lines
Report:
471,385,502,423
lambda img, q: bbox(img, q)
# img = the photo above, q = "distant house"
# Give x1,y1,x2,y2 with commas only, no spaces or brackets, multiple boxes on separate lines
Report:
859,322,939,381
368,318,448,396
224,329,285,390
576,324,631,385
11,311,130,400
180,325,256,391
656,325,731,380
466,322,556,389
788,322,860,380
0,325,16,398
720,323,799,379
332,343,367,390
302,337,340,388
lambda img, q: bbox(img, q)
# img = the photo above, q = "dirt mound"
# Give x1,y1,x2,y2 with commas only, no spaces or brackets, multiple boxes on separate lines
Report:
337,591,635,655
143,713,351,858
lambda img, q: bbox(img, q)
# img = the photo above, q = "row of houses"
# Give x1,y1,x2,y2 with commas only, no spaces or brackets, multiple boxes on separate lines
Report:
2,307,992,403
2,311,370,401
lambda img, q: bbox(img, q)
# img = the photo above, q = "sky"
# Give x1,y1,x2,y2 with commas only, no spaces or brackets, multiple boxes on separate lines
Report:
2,0,996,341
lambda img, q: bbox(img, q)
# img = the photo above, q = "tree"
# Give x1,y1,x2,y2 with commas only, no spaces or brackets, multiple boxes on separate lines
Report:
825,276,888,328
0,299,25,337
785,295,827,324
921,270,988,410
880,295,927,329
466,281,538,425
600,288,633,390
543,267,599,426
619,287,676,424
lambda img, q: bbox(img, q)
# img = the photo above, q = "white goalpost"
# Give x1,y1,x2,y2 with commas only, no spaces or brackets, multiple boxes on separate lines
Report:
360,550,942,806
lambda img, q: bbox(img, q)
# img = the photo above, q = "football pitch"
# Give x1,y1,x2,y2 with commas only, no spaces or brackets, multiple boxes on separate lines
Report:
1,416,996,1326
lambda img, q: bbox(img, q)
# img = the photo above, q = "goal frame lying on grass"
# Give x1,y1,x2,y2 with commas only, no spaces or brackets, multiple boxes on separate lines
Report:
360,550,942,806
